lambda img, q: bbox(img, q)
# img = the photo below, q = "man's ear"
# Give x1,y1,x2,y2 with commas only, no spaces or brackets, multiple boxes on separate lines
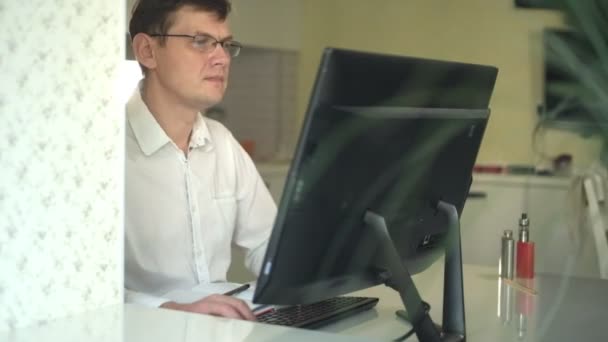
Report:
132,33,157,70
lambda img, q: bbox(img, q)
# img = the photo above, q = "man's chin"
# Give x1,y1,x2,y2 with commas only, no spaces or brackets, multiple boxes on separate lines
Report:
194,97,223,111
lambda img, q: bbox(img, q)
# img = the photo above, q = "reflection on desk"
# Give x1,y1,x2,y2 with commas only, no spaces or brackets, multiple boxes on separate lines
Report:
320,263,608,341
4,263,606,342
2,304,373,342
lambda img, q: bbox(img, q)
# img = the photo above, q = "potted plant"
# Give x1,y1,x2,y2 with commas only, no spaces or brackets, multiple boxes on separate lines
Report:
544,0,608,161
545,0,608,279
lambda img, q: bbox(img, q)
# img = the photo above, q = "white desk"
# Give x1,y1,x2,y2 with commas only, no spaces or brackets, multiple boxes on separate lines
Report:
4,263,607,342
2,303,372,342
321,262,608,341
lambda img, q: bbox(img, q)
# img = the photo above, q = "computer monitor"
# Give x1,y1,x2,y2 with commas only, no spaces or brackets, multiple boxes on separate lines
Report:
253,48,498,341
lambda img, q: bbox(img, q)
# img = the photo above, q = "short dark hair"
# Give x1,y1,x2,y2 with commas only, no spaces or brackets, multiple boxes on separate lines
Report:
129,0,232,43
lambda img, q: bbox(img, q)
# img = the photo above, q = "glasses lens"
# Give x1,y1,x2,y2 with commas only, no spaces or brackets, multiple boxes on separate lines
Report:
193,36,215,52
224,42,241,57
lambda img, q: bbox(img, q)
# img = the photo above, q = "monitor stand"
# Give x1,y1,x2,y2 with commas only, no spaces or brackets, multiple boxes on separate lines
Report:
364,200,465,342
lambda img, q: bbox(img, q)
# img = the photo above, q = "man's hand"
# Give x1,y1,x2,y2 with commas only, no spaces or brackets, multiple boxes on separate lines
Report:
160,294,256,321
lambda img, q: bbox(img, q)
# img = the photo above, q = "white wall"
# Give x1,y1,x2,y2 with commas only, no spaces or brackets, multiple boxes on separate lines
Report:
0,1,125,332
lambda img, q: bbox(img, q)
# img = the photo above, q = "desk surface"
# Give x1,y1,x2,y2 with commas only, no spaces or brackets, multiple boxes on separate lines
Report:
321,262,608,341
2,304,372,342
4,263,607,342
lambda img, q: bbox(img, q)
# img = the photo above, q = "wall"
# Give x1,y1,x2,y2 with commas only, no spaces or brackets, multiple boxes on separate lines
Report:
298,0,602,168
230,0,301,51
0,1,124,332
221,48,298,161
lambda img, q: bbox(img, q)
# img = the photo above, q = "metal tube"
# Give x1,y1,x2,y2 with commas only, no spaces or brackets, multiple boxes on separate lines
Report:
500,230,515,279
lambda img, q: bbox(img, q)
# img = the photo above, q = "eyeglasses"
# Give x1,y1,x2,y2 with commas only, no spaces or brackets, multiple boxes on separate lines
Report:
149,33,242,57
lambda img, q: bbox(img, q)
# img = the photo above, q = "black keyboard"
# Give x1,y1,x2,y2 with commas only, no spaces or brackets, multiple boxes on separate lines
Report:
256,296,379,329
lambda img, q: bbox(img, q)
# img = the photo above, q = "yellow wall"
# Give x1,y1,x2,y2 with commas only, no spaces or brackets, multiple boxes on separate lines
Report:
231,0,301,51
298,0,602,168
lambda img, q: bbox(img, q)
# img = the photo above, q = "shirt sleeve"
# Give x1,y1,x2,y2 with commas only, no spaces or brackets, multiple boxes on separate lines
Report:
230,137,278,276
125,288,171,308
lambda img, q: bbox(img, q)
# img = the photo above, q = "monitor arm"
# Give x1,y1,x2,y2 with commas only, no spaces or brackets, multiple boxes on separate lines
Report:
364,200,465,342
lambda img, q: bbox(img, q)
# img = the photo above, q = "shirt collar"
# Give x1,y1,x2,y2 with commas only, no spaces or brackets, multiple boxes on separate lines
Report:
190,111,212,151
126,82,212,156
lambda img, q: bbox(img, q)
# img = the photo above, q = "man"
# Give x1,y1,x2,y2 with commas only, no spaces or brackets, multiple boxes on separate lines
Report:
125,0,276,321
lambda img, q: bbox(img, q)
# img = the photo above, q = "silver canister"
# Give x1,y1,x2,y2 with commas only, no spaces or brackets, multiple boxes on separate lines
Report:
500,230,515,279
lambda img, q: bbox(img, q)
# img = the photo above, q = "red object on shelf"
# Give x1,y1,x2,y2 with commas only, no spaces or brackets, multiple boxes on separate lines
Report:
473,164,504,174
516,241,535,279
239,139,256,157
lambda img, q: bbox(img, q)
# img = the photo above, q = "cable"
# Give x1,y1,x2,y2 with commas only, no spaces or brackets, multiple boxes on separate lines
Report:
393,301,431,341
532,117,557,166
393,327,415,341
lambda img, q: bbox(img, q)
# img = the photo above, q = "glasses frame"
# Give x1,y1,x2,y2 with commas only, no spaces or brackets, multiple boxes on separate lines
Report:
149,33,242,57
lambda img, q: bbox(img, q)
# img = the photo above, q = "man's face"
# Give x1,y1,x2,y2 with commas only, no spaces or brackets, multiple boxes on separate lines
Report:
150,6,232,111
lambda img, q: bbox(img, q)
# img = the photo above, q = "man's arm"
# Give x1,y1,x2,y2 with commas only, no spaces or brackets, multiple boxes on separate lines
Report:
160,294,255,320
125,288,255,321
125,288,171,308
230,138,278,276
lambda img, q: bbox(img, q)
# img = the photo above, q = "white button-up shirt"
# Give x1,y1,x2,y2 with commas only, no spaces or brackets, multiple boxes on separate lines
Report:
125,87,277,307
